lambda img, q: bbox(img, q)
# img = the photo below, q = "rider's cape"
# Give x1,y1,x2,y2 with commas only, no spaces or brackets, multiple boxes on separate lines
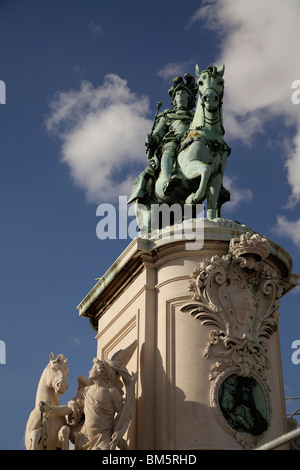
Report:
127,165,156,204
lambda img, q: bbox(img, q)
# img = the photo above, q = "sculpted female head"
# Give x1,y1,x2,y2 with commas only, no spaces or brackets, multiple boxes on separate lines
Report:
89,358,113,384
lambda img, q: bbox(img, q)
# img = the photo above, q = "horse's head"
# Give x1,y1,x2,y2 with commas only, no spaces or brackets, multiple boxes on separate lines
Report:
47,352,69,395
195,64,225,112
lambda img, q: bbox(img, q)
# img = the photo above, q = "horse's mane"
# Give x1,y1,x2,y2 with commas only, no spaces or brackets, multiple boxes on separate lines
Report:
52,354,67,363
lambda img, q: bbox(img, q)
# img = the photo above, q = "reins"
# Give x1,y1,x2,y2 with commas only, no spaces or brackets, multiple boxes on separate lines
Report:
39,401,52,450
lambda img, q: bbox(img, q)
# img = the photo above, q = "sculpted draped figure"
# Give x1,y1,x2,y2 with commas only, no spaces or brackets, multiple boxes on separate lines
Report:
26,341,137,450
128,64,231,232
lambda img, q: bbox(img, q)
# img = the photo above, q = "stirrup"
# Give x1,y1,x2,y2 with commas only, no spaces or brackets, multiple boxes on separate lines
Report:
163,176,181,195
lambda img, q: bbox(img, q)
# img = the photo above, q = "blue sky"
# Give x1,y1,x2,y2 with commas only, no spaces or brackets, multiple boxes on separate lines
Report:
1,0,300,449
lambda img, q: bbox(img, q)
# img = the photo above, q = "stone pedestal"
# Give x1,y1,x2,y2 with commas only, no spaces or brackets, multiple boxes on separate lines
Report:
77,219,298,450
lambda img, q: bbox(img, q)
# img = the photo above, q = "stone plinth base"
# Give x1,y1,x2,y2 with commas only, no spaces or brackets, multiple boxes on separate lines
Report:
77,219,298,450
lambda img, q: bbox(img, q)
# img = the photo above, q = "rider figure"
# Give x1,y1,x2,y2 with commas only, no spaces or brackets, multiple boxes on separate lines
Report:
146,74,197,195
128,74,198,205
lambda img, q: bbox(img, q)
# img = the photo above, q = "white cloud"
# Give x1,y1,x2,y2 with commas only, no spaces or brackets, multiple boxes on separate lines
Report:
68,336,81,347
284,130,300,207
89,21,104,36
157,60,194,81
73,64,86,75
190,0,300,247
223,175,253,211
274,215,300,248
46,74,152,203
190,0,300,190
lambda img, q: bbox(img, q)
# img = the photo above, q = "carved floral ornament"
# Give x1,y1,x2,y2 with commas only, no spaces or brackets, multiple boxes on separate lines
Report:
181,232,284,448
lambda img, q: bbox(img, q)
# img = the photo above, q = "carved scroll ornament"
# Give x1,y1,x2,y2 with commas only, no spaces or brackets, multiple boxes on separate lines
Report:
181,233,284,448
182,233,282,382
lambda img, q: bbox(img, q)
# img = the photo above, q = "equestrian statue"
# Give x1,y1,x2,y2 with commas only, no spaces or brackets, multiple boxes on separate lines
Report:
128,64,231,233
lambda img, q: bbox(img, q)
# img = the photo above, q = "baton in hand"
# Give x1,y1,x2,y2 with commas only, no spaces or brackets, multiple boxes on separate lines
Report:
146,101,162,159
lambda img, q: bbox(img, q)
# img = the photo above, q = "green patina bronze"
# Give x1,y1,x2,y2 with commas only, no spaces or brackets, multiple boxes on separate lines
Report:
128,64,231,232
218,374,269,436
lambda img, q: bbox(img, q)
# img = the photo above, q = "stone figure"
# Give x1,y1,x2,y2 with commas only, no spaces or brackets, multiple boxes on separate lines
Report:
128,64,231,233
25,353,70,450
37,341,137,450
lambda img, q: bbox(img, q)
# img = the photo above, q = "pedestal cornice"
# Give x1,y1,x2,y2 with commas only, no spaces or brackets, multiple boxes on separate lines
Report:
77,219,298,331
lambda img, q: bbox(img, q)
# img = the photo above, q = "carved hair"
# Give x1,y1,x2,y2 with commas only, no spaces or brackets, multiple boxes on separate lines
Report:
92,358,113,384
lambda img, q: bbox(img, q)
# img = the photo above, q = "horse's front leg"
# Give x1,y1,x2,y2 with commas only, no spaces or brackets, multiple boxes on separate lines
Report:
179,141,212,205
57,425,70,450
185,164,211,205
206,173,222,220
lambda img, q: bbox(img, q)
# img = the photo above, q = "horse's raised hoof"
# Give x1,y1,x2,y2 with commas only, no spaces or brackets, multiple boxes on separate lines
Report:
163,177,181,196
185,193,196,205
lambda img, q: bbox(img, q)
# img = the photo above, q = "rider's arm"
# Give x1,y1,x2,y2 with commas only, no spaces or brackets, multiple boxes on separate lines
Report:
152,113,168,143
146,113,168,148
51,404,72,416
40,401,72,416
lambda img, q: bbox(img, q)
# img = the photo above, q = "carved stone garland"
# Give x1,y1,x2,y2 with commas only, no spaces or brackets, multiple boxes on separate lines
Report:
181,233,283,448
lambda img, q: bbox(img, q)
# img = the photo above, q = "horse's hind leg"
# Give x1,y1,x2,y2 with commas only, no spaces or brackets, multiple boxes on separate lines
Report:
27,429,41,450
57,425,70,450
133,200,153,235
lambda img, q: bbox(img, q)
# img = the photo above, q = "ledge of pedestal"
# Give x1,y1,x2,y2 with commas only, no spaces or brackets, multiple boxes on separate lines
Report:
77,218,299,330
